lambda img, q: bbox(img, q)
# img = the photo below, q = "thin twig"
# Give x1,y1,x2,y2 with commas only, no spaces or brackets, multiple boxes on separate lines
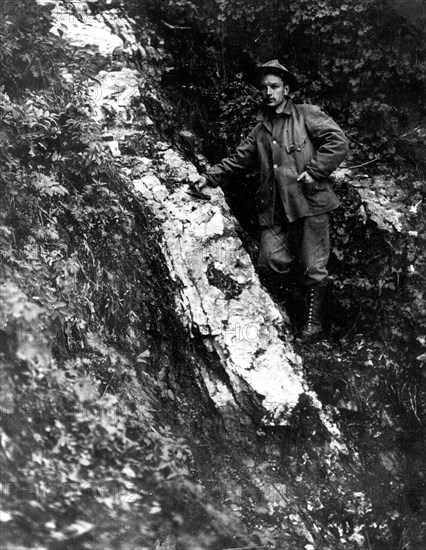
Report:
161,20,191,30
340,309,361,342
364,525,372,550
349,158,379,170
102,371,117,397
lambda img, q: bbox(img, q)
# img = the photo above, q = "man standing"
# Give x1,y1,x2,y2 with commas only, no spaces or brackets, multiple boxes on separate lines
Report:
193,60,349,342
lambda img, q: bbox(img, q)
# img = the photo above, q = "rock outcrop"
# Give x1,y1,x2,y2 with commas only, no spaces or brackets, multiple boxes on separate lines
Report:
38,0,423,430
132,151,307,424
39,0,310,425
16,3,423,549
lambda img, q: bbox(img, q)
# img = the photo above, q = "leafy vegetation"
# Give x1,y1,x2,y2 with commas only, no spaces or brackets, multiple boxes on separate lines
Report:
137,0,425,163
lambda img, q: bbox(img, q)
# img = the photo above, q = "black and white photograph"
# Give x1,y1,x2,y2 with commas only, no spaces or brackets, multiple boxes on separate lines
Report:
0,1,425,548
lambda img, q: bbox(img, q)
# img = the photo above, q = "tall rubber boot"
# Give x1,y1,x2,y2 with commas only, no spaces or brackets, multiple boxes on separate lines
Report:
300,282,325,343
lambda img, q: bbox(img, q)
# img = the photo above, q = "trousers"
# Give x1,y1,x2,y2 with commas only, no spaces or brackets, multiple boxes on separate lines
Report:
257,212,330,285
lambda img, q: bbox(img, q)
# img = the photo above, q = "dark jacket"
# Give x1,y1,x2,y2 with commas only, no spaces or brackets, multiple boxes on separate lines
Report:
204,98,349,225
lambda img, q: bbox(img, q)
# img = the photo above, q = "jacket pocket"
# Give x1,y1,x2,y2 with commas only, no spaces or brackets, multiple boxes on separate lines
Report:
285,137,307,154
302,178,326,197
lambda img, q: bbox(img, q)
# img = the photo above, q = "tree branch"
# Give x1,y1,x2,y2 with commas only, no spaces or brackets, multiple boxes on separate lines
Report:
349,157,379,170
161,20,192,31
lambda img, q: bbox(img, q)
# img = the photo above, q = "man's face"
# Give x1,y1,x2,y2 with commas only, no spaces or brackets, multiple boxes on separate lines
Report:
260,74,289,110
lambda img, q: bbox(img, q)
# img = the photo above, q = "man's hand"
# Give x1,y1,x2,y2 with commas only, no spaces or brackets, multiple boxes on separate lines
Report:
297,171,315,184
188,173,209,192
186,174,211,201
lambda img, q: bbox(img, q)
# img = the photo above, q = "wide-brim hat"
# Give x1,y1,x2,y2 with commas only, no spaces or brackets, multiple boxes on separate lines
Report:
257,59,298,90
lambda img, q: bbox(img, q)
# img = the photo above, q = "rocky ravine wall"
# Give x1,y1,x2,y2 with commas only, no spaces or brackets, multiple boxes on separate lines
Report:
39,0,311,426
132,153,310,423
26,3,426,549
36,0,418,435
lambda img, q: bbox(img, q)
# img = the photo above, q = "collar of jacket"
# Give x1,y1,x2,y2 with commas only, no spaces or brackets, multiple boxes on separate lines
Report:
256,97,294,123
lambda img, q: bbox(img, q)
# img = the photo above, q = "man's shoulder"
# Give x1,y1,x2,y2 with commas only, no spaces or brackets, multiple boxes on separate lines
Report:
293,103,332,126
294,102,322,114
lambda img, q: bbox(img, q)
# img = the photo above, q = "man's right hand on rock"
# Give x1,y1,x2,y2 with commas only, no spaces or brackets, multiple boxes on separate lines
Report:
188,174,209,192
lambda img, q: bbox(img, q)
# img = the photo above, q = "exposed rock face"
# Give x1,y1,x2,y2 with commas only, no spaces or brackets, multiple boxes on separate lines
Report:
38,0,307,425
46,0,143,57
348,174,405,233
38,0,419,428
27,3,426,549
334,168,418,235
132,154,305,424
